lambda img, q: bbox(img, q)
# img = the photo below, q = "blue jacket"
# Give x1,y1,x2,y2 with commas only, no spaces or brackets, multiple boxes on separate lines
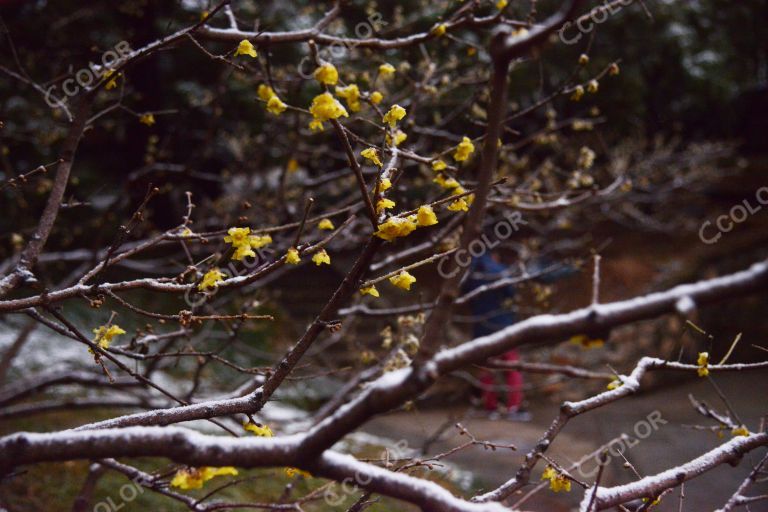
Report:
463,254,517,337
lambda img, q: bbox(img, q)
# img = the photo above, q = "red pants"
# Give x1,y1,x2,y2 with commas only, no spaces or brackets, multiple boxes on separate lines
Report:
480,350,523,411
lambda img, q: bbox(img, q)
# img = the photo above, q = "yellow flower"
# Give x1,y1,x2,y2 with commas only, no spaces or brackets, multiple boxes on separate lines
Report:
309,120,325,132
171,467,238,490
233,244,256,261
454,136,475,162
314,62,339,85
309,92,348,122
541,466,571,493
180,227,193,237
286,158,299,173
267,96,287,115
496,0,508,9
731,426,750,437
312,249,331,266
389,271,416,290
374,217,417,241
432,24,447,37
382,104,406,128
249,234,272,249
569,334,604,349
336,83,361,112
642,497,661,508
379,178,392,191
607,378,622,390
378,63,396,77
199,268,226,291
447,197,470,212
697,352,709,377
234,39,257,58
361,147,383,167
578,53,590,65
571,85,584,101
360,285,380,297
417,205,438,226
376,198,396,214
243,421,273,437
286,247,301,265
386,129,407,146
587,79,599,94
284,467,311,478
369,91,384,104
318,218,335,230
103,69,120,90
92,324,126,349
258,84,276,101
433,174,460,190
432,160,447,171
139,113,155,126
225,227,251,246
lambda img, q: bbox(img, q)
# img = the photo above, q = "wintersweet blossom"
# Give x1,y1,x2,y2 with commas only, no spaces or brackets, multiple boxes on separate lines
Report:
389,271,416,290
374,217,417,241
432,24,447,37
285,467,311,478
432,160,447,171
496,0,508,9
571,85,584,101
587,79,599,93
286,247,301,265
243,421,273,437
378,63,396,77
376,198,396,214
361,147,383,167
103,69,119,90
267,96,287,115
312,249,331,266
386,129,407,146
309,92,348,125
335,83,361,112
199,268,226,291
541,466,571,493
139,113,155,126
416,205,438,226
447,197,470,212
454,136,475,162
258,84,276,101
171,467,238,490
697,352,709,377
379,178,392,191
360,285,380,297
314,62,339,85
569,334,604,349
382,104,406,128
93,324,126,349
234,40,257,58
369,91,384,104
318,218,335,230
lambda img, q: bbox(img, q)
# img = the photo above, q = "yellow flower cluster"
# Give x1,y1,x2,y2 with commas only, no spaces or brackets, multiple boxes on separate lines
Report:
243,421,273,436
312,249,331,266
286,247,301,265
360,285,380,297
314,62,338,85
386,129,407,147
379,63,396,77
234,39,257,58
199,268,226,291
171,467,238,490
224,227,272,261
139,113,155,126
376,198,396,214
432,159,447,171
697,352,709,377
336,83,361,112
374,216,417,241
318,218,335,230
416,205,438,226
541,466,571,493
92,324,126,349
309,92,348,131
257,83,287,115
454,136,475,162
389,271,416,290
369,91,384,104
361,147,383,167
382,104,407,128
